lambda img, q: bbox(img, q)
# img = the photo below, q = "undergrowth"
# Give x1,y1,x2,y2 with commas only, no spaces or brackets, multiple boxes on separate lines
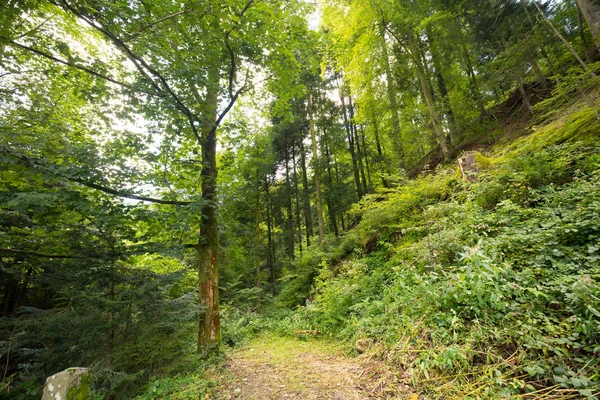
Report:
237,94,600,399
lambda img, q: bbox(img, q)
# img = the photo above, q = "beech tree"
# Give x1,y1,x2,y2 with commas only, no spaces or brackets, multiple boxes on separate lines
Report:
1,0,308,353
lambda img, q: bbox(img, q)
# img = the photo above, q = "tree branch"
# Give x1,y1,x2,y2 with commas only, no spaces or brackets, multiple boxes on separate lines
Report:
0,247,80,259
1,147,195,206
2,38,133,89
66,176,194,205
224,0,255,100
56,0,202,142
126,9,194,41
214,68,250,132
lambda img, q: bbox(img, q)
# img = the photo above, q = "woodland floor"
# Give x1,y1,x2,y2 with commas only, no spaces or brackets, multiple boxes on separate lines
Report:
216,335,380,400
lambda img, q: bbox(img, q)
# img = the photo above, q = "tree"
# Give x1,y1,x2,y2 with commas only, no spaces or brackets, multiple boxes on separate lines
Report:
1,0,309,353
576,0,600,50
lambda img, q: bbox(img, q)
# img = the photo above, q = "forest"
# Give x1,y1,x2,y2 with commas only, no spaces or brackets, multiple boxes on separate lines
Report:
1,0,600,398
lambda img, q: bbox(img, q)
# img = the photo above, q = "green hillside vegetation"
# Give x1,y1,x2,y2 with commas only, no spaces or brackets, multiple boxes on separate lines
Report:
257,89,600,399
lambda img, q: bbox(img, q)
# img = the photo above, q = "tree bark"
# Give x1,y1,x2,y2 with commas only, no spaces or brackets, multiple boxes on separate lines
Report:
308,94,325,245
378,23,404,167
299,141,313,246
197,68,220,353
577,0,600,50
456,19,486,116
348,95,368,194
339,87,363,199
428,33,459,146
284,153,295,260
324,143,339,237
406,34,450,160
264,178,276,295
254,168,261,310
577,2,594,63
533,0,596,77
291,146,303,255
360,126,373,190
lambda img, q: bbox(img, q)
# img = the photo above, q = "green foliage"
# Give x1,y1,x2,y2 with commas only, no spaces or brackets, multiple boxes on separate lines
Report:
133,366,220,400
272,134,600,397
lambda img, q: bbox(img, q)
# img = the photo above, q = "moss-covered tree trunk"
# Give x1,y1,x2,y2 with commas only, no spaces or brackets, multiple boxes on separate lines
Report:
197,69,220,352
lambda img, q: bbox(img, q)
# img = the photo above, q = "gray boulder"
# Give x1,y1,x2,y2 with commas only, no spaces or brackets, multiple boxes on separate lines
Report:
42,367,91,400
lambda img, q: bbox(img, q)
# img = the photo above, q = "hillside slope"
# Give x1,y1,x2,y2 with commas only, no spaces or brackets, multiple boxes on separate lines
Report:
262,86,600,399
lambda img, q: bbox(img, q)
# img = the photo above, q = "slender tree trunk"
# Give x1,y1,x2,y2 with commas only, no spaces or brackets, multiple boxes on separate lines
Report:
371,113,390,188
339,88,363,198
264,178,276,295
284,151,295,260
254,169,261,310
299,141,313,246
14,268,32,312
577,2,594,62
324,144,339,237
291,146,303,255
360,127,373,190
406,34,450,160
2,267,17,315
378,23,404,166
533,0,597,77
108,281,115,349
428,33,459,146
456,19,486,116
577,0,600,50
348,96,368,194
308,94,325,244
197,68,220,353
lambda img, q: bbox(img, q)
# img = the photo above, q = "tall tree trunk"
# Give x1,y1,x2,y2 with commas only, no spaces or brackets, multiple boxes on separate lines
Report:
428,33,459,146
14,268,32,312
108,280,115,350
339,87,363,198
197,68,220,353
370,107,390,188
1,267,17,315
360,126,373,190
299,141,313,246
577,0,600,50
533,0,596,76
308,94,325,245
254,169,261,310
406,34,450,160
264,178,276,295
378,23,404,166
324,143,339,237
577,3,594,63
284,152,295,261
348,95,368,194
291,146,303,255
456,19,486,116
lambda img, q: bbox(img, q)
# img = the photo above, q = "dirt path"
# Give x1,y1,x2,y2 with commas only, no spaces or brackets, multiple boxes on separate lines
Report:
218,335,370,400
